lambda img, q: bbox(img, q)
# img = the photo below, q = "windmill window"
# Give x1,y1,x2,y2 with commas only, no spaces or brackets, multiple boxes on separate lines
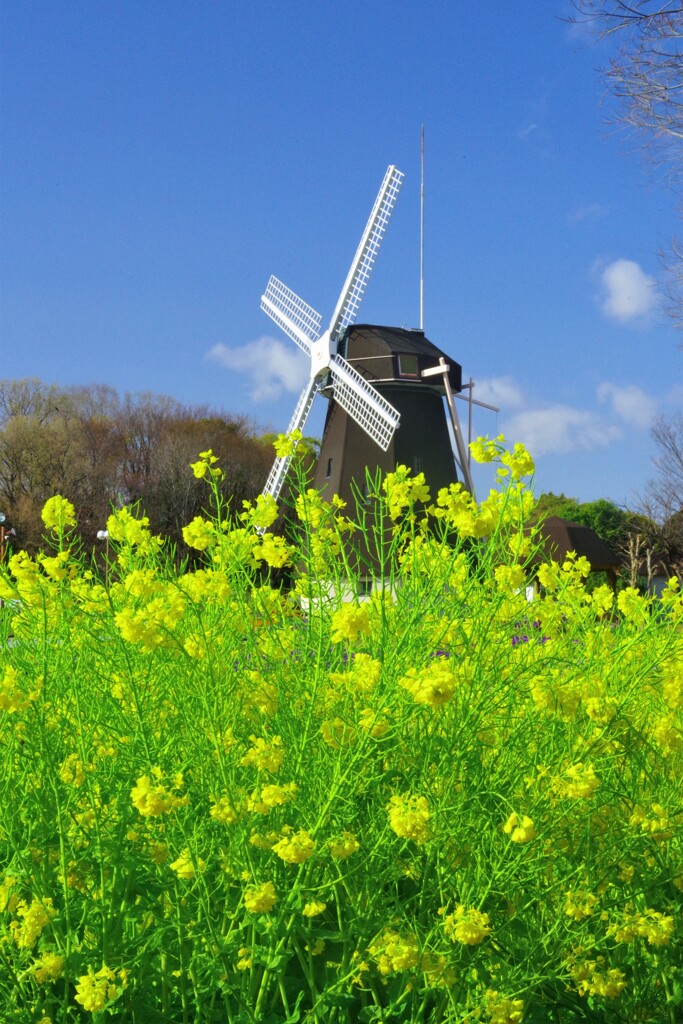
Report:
413,455,423,474
325,458,332,478
398,354,420,378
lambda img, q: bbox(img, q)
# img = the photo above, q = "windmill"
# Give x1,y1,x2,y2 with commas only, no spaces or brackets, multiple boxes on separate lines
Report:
260,165,476,513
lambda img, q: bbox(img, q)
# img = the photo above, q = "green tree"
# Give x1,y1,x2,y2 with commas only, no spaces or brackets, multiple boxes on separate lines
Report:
534,492,632,547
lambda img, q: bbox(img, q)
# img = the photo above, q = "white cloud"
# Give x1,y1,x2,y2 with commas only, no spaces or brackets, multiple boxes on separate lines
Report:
475,376,660,460
598,258,659,323
665,383,683,407
474,376,525,410
475,379,603,456
597,382,658,429
206,336,309,402
503,405,621,456
517,122,538,141
567,202,608,225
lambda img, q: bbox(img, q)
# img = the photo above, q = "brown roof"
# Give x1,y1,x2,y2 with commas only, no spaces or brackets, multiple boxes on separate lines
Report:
533,516,621,572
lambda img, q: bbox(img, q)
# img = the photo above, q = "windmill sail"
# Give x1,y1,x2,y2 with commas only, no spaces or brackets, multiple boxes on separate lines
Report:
261,276,321,355
261,378,319,502
328,165,404,342
328,354,400,451
259,165,404,507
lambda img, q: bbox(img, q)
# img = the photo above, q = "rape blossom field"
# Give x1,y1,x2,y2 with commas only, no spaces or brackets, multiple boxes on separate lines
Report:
0,439,681,1023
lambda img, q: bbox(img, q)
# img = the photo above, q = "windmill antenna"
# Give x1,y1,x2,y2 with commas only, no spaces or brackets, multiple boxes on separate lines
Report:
420,124,425,331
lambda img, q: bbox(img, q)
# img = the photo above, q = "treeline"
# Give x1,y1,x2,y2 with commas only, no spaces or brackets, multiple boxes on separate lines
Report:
3,378,681,584
0,378,274,555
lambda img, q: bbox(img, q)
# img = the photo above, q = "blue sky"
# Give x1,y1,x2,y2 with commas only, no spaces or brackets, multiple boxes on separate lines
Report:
1,1,681,507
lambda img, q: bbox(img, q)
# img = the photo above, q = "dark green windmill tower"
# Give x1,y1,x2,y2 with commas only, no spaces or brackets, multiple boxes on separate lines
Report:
312,323,469,505
258,166,474,513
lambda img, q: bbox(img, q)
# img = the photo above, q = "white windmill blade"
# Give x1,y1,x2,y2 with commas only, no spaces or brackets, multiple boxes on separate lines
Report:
329,354,400,452
261,377,319,502
328,165,404,344
261,276,322,356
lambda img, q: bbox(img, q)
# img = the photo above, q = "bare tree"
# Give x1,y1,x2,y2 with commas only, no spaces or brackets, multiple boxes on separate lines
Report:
570,3,683,175
0,385,94,550
650,411,683,509
629,413,683,580
0,380,275,556
570,2,683,328
0,378,65,427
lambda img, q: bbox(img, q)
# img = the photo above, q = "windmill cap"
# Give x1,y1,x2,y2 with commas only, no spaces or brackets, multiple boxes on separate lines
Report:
340,324,462,393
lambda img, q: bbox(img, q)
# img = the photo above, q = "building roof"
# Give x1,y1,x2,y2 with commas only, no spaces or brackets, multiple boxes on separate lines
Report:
339,324,462,393
533,516,621,572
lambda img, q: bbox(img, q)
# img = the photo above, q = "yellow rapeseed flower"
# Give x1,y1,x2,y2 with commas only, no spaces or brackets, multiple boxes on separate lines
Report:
130,772,188,817
41,495,76,532
241,735,284,773
617,586,650,622
568,958,626,999
254,533,292,568
236,946,253,969
247,782,297,815
190,449,223,479
551,763,600,799
358,706,390,737
272,829,315,864
32,952,64,984
182,516,215,551
382,465,431,519
610,907,674,946
469,435,504,464
170,848,204,879
249,829,280,850
368,928,420,975
107,506,162,554
329,653,381,694
75,964,126,1012
564,889,598,921
499,442,535,480
442,905,491,945
320,717,355,748
59,753,86,787
330,602,372,644
9,897,55,949
494,564,526,593
484,988,525,1023
0,876,20,914
398,662,458,707
503,813,536,844
651,715,682,755
302,900,327,917
244,880,277,913
0,666,38,714
210,794,241,825
240,493,279,529
329,831,360,860
272,429,303,458
295,488,331,529
38,550,71,581
387,794,431,844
